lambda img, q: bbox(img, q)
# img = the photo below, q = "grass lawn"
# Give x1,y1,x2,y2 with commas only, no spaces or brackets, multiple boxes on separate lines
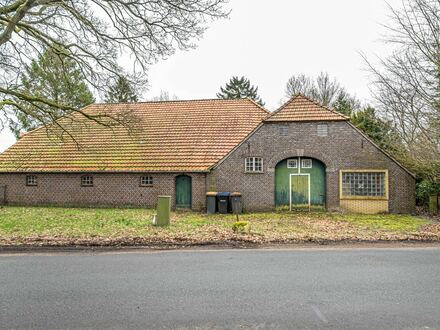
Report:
0,206,439,246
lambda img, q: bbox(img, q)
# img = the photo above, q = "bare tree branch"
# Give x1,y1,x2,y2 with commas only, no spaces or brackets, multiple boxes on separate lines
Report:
0,0,229,140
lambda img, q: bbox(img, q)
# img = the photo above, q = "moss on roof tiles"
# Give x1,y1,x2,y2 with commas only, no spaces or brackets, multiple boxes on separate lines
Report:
0,98,268,173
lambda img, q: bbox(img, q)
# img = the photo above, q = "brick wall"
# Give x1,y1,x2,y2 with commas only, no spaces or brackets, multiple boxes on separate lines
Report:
0,172,206,210
0,121,415,214
208,121,415,214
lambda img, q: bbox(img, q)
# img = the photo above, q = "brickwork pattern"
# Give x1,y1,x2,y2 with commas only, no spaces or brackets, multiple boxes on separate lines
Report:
0,172,206,210
208,121,415,214
340,199,389,214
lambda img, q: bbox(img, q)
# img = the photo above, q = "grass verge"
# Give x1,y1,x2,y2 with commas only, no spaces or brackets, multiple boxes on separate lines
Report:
0,206,439,247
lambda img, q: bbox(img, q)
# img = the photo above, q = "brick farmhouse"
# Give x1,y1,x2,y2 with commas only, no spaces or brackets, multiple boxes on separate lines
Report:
0,95,415,213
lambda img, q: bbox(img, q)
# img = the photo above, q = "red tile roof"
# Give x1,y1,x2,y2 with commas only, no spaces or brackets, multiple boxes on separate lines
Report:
265,94,349,122
0,98,269,172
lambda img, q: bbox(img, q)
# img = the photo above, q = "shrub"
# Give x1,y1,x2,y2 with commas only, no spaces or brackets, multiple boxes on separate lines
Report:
232,221,250,233
416,179,440,206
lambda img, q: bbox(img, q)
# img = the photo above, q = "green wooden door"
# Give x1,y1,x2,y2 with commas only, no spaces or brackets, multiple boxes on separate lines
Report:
176,175,192,208
275,158,326,210
291,174,310,209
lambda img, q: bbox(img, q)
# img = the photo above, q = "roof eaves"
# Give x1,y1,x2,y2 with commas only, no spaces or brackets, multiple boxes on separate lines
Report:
0,169,211,174
264,117,348,123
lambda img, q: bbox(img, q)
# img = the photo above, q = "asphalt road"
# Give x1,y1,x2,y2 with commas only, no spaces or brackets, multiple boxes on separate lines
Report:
1,247,440,329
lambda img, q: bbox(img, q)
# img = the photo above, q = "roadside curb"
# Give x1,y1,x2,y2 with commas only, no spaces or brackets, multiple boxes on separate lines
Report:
2,240,440,254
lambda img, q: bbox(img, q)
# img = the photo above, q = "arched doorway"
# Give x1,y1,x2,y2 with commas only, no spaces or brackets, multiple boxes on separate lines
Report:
275,157,326,211
175,175,192,209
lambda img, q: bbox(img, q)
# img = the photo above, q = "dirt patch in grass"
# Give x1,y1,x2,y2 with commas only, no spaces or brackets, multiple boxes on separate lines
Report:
0,206,439,247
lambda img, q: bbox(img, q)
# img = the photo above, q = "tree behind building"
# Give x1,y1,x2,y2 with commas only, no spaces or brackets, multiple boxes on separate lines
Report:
10,47,95,138
105,76,140,103
217,76,265,106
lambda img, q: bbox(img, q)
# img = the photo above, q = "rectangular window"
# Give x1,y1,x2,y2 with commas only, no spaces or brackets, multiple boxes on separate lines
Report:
81,175,93,187
301,159,312,169
287,159,298,168
140,175,153,186
341,171,387,198
26,175,37,186
245,157,263,173
317,124,328,137
280,125,289,136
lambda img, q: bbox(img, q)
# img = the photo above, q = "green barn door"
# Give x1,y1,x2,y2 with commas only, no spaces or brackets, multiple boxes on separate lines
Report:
290,174,310,210
275,158,326,210
176,175,192,209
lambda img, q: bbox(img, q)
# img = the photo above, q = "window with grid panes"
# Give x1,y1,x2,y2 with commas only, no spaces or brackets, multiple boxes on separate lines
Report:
26,175,37,186
140,175,153,186
342,172,386,197
245,157,263,172
81,175,93,186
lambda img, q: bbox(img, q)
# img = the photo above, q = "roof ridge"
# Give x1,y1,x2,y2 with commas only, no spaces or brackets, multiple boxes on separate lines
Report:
92,97,252,106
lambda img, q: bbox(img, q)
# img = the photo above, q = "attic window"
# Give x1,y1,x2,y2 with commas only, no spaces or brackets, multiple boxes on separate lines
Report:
317,124,328,137
26,175,37,186
280,125,289,136
140,175,153,186
245,157,263,173
81,175,93,187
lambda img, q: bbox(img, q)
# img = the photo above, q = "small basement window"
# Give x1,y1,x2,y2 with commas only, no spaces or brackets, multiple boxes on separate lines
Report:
26,175,37,186
245,157,263,173
341,170,387,198
301,159,312,169
317,124,328,137
140,175,153,186
287,159,298,168
81,175,93,187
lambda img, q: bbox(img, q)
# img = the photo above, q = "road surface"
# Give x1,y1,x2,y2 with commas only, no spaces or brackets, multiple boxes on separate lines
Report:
1,247,440,329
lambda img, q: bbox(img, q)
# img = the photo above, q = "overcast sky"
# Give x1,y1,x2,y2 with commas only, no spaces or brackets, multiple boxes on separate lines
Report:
0,0,401,152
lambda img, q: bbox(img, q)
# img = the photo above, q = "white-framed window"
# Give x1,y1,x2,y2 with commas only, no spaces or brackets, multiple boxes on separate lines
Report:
280,125,289,136
140,175,153,186
301,159,312,169
81,175,93,187
26,175,37,186
341,171,387,198
245,157,263,173
287,159,298,168
317,124,328,137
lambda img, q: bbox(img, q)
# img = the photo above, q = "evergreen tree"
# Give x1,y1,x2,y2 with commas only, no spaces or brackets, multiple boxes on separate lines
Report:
332,91,360,117
104,76,139,103
351,107,402,153
10,47,95,138
217,76,265,106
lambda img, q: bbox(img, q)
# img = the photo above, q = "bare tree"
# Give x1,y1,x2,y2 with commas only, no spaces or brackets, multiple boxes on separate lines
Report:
364,0,440,183
0,0,228,137
150,90,179,102
285,72,344,106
